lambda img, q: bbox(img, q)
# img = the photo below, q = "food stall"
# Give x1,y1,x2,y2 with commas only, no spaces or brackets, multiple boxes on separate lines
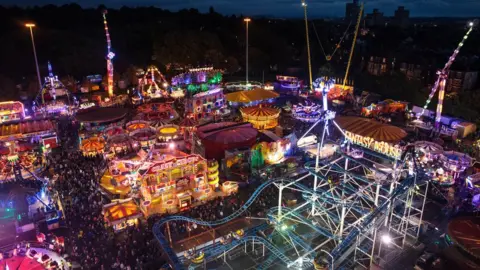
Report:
103,198,142,232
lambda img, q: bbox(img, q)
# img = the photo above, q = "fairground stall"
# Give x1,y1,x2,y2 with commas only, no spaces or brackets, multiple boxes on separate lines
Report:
0,119,56,181
276,75,301,90
240,105,280,130
139,151,213,215
185,88,227,120
362,99,408,118
0,101,26,123
103,198,142,232
171,67,223,97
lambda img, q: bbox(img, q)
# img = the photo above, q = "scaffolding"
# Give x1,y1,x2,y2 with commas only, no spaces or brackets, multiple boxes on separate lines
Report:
152,82,428,269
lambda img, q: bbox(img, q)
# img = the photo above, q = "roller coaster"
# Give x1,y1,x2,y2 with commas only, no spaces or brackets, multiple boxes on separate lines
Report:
153,83,429,269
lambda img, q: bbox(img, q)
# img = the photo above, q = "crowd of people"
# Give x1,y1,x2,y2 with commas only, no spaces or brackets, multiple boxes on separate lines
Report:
52,119,164,269
47,116,286,269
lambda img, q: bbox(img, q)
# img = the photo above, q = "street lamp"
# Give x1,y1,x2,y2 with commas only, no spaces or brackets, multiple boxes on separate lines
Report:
25,23,42,93
244,18,251,87
381,234,392,244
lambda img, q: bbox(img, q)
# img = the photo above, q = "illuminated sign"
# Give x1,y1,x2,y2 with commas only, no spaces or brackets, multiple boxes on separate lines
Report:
344,131,403,160
147,155,201,173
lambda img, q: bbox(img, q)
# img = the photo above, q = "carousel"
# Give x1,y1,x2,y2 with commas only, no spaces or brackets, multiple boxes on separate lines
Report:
240,105,280,130
129,127,157,147
80,137,105,156
157,125,181,142
103,126,125,138
414,141,444,162
292,101,323,123
126,120,150,133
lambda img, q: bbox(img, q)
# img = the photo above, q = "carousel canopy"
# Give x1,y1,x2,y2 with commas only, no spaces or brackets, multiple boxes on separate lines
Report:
240,105,281,120
103,199,142,225
197,122,258,145
81,137,105,153
447,217,480,259
104,126,125,137
126,120,150,132
0,255,46,270
335,116,407,143
225,88,279,103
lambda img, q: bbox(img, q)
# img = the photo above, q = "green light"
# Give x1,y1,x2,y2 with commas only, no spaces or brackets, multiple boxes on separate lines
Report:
280,224,288,231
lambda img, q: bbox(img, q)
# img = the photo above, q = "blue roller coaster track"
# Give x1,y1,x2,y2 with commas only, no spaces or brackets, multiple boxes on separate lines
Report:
154,146,422,270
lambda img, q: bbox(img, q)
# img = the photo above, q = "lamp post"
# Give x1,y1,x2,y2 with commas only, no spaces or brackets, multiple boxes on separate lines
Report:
25,23,42,93
301,1,313,92
244,18,251,87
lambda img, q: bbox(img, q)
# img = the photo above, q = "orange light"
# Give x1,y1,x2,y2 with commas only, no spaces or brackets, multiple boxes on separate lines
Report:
25,23,36,28
244,18,251,22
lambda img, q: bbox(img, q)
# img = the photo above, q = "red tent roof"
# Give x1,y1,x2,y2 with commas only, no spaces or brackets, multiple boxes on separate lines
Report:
197,122,258,145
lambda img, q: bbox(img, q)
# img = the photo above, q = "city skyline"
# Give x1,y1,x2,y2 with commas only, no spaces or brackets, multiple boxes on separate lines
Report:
1,0,479,18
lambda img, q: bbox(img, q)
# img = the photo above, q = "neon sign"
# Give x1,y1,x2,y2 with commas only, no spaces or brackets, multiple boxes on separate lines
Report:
344,130,403,160
147,155,201,173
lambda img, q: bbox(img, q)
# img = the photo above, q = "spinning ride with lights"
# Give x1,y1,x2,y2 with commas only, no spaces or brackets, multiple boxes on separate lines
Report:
140,66,169,99
419,21,476,130
34,62,71,115
292,101,322,123
152,75,429,270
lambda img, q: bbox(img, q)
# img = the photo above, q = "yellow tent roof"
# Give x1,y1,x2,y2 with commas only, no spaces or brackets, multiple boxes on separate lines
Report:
225,88,279,103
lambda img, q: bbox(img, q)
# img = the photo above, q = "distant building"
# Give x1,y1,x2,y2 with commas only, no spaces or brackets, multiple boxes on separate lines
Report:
345,0,361,22
367,56,388,76
365,9,385,27
446,70,478,92
400,63,422,80
399,63,436,85
393,6,410,28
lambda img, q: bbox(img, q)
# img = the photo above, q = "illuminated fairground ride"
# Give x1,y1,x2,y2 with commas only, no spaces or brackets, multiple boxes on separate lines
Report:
140,66,169,99
152,84,429,270
171,67,223,97
418,21,476,131
34,62,73,116
292,101,322,123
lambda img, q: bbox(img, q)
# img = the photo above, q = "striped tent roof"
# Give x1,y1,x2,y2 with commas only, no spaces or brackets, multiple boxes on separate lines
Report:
240,105,280,120
225,88,279,103
103,199,142,225
335,116,407,143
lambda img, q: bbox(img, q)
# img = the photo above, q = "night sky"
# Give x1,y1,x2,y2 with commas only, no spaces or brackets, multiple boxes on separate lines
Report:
1,0,479,17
